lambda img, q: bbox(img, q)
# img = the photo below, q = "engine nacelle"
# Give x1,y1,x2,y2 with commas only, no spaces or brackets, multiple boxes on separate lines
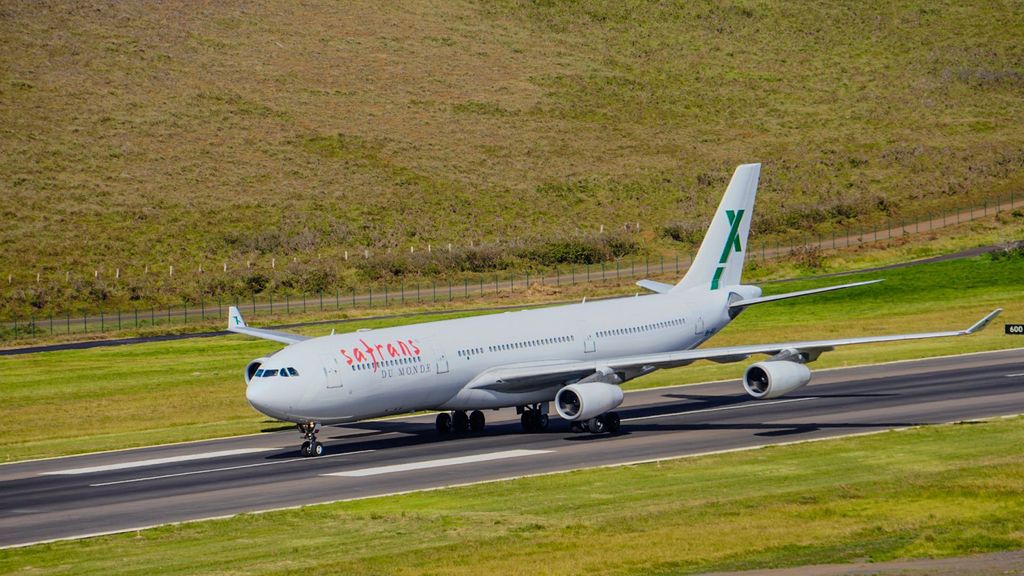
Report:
245,357,270,385
555,382,624,421
743,361,812,399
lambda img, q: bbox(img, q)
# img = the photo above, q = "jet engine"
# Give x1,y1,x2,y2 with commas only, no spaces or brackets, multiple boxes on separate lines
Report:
555,382,624,421
245,357,270,385
743,361,812,399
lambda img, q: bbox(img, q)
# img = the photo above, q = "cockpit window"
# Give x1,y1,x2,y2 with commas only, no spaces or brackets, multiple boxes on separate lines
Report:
263,369,279,377
287,367,299,376
255,369,264,377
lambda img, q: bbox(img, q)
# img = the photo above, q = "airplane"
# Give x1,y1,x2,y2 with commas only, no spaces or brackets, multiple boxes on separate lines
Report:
230,163,1001,457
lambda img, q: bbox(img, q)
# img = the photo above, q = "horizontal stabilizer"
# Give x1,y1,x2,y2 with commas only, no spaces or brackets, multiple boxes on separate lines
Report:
729,279,883,310
636,279,674,294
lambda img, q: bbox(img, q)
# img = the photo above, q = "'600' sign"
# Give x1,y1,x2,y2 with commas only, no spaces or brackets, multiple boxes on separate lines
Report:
1005,324,1024,335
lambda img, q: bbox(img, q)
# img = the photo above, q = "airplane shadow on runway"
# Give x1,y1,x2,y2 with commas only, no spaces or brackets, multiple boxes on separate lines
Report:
252,394,921,458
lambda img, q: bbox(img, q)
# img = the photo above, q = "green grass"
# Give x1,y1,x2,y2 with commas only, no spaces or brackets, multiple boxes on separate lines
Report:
0,252,1022,462
2,1,1024,314
3,416,1024,575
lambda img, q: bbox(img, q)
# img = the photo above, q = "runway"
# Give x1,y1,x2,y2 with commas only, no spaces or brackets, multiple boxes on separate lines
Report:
2,348,1023,549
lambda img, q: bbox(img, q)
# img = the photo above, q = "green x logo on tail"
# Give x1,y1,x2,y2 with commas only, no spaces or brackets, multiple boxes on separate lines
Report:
718,210,744,264
711,209,744,290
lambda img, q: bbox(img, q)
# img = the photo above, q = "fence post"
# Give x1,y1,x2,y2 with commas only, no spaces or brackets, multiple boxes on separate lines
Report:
335,287,340,310
555,267,559,286
385,287,388,307
117,309,122,331
100,308,104,332
286,294,290,313
251,293,256,315
302,293,306,313
269,292,274,315
12,318,16,340
351,288,356,308
134,307,138,329
319,291,323,311
49,313,53,335
184,301,187,325
509,273,513,293
67,310,71,334
448,280,452,301
201,296,205,321
369,287,373,307
151,307,154,327
571,266,575,284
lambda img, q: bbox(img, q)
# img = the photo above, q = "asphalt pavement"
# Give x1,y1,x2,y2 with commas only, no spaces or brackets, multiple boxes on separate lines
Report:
1,347,1022,549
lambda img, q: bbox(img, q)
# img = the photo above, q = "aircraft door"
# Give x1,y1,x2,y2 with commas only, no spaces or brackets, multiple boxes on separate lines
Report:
583,334,596,353
436,353,449,374
320,353,343,389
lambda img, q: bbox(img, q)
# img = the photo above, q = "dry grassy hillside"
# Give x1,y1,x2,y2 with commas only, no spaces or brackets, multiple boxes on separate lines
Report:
1,0,1022,312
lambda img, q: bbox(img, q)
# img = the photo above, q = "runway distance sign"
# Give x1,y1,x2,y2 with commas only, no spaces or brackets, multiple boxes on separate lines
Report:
1005,324,1024,335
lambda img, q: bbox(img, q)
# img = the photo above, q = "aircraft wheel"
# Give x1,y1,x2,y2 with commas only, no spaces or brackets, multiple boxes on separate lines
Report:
469,410,486,432
452,410,470,433
520,412,534,433
604,412,621,433
312,442,324,457
435,412,452,434
300,441,311,457
587,415,606,434
536,414,549,431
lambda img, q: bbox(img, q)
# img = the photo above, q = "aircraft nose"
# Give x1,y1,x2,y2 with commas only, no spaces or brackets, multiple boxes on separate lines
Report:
246,379,293,420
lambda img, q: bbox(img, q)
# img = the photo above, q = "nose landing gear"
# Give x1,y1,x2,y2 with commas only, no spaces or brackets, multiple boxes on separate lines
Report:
298,421,323,457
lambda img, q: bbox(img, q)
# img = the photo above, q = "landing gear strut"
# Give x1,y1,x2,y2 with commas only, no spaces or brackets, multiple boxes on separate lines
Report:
298,421,324,457
519,403,549,433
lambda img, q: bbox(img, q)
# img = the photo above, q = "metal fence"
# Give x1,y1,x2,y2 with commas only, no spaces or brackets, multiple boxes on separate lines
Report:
2,193,1019,343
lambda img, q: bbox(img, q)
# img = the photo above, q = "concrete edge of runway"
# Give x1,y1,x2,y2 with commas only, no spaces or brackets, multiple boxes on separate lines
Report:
5,411,1021,551
3,345,1022,471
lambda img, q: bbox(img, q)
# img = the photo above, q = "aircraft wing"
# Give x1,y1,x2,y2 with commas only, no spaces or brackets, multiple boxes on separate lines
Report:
470,309,1001,394
227,306,311,345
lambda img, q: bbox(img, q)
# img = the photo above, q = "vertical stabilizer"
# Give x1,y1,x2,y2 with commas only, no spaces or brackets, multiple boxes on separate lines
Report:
672,163,760,292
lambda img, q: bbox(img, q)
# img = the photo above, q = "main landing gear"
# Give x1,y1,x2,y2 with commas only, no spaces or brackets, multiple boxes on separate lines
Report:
436,410,487,434
570,412,621,434
519,403,549,433
298,421,324,457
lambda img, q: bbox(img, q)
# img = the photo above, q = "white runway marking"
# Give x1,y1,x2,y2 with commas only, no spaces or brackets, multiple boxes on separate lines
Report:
1005,373,1024,378
90,449,375,487
41,448,276,476
324,449,551,478
622,396,818,422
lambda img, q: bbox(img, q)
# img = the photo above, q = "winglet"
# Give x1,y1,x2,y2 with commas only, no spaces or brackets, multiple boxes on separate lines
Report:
964,308,1002,334
228,306,247,330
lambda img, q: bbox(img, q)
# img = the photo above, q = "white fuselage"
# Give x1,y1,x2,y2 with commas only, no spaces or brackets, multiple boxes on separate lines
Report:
244,287,755,424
